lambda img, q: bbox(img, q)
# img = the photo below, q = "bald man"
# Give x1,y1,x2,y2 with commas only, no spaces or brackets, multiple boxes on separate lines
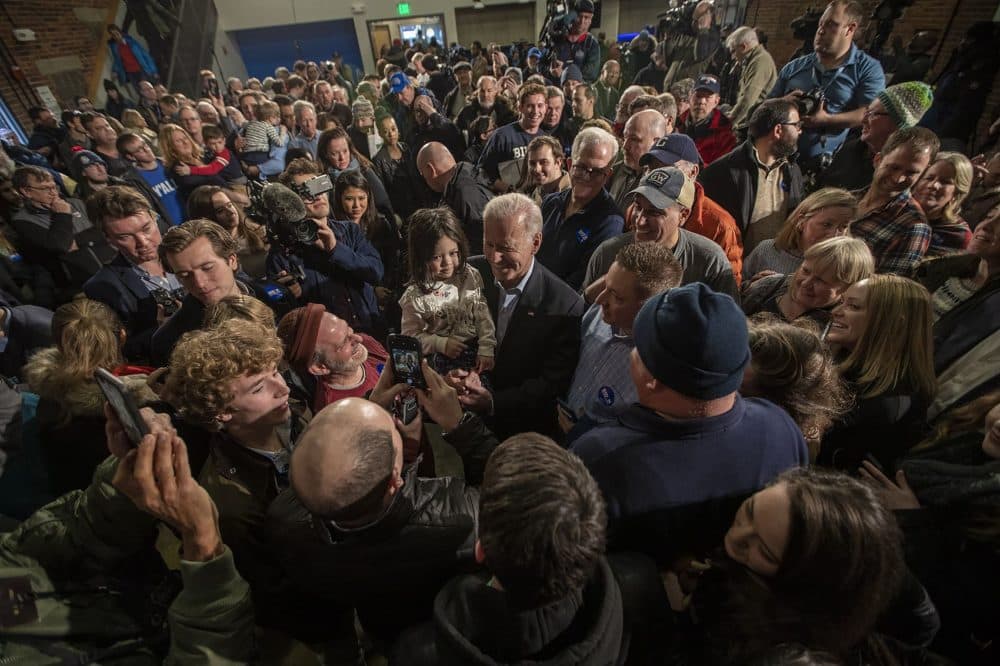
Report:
609,109,669,210
416,141,493,253
266,367,501,641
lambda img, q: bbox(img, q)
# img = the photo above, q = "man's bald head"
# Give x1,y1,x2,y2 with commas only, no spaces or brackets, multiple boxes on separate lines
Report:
629,108,668,136
290,398,402,522
416,141,457,192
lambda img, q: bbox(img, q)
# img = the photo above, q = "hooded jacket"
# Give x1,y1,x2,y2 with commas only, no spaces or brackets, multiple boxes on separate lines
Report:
401,557,626,665
24,348,155,495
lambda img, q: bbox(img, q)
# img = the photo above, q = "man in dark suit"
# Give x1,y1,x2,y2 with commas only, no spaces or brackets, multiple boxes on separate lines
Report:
84,186,182,363
465,193,584,440
0,302,53,379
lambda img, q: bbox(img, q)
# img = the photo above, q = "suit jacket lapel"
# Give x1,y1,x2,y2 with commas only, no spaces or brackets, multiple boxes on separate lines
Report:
113,253,154,302
499,262,543,352
473,258,500,322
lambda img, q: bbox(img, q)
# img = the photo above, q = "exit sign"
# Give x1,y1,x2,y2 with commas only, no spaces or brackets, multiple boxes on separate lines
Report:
397,3,411,15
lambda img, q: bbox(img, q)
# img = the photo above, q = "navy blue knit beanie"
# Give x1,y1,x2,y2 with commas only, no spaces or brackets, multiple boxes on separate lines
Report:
633,283,750,400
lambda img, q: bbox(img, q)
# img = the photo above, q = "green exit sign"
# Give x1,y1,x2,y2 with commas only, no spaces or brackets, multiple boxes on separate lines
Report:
397,3,411,16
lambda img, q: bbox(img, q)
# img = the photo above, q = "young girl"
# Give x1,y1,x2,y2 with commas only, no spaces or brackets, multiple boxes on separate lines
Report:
399,207,496,374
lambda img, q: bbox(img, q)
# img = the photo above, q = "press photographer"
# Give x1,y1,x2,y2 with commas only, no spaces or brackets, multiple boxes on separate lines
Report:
769,0,886,175
271,158,387,340
540,0,601,83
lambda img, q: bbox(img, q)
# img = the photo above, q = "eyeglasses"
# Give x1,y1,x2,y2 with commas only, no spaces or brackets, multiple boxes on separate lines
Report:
571,164,609,180
780,120,804,129
24,184,58,193
863,110,890,121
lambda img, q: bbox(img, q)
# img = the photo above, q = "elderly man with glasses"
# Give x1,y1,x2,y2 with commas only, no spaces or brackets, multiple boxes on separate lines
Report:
538,127,624,290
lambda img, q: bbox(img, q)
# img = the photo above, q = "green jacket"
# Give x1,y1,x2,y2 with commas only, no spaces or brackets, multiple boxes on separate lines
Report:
0,456,256,664
729,44,778,129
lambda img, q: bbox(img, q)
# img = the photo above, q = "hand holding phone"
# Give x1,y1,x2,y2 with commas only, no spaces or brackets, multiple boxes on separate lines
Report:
387,334,427,389
95,368,150,448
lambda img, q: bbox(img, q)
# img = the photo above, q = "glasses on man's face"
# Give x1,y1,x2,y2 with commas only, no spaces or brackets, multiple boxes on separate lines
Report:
24,183,57,193
863,110,890,121
571,163,609,181
780,120,804,129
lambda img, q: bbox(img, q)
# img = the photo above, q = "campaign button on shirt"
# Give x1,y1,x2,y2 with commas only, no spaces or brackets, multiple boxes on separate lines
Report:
576,228,591,244
598,386,615,406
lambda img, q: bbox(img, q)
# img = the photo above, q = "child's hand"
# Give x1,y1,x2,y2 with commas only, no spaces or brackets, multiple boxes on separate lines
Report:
214,155,229,166
174,164,191,176
443,337,467,359
475,355,494,374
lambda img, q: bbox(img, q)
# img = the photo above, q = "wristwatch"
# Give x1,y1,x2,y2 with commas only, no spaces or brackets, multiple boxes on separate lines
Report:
442,410,475,436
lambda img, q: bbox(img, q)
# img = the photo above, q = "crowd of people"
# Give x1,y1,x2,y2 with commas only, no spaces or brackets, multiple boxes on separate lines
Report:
0,0,998,663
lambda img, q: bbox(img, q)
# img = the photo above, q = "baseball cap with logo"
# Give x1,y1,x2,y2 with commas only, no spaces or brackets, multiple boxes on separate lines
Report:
71,149,107,181
640,134,703,168
389,71,411,95
527,47,543,60
629,166,696,211
694,74,721,95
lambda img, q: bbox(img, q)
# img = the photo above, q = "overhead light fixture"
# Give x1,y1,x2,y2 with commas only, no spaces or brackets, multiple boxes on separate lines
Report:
473,1,485,8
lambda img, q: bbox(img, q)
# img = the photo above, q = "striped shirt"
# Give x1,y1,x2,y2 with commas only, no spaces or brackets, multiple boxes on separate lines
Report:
567,303,637,425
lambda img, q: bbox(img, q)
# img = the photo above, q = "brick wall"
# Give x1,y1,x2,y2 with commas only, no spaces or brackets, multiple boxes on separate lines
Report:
744,0,1000,149
0,0,116,132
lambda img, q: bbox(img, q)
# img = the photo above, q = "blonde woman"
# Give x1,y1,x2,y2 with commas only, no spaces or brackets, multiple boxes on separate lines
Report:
24,298,155,494
159,123,247,205
743,187,858,281
121,108,160,154
913,151,973,256
820,274,937,470
742,236,874,328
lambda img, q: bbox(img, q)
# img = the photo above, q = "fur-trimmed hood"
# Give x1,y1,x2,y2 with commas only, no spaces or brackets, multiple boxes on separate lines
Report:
24,347,156,419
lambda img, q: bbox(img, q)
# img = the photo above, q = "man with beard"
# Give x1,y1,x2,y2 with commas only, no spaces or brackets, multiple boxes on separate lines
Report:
851,127,937,275
769,1,884,174
700,99,805,253
477,83,549,193
277,303,388,412
409,94,465,161
456,75,516,133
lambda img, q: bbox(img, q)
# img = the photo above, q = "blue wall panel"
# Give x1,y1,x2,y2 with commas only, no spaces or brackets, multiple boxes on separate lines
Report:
233,18,363,81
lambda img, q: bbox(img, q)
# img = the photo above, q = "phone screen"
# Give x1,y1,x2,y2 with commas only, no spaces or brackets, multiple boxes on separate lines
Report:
387,335,427,389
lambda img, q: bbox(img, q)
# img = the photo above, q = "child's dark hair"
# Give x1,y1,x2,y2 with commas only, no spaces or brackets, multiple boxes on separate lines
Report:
333,169,378,238
202,124,225,143
407,207,469,291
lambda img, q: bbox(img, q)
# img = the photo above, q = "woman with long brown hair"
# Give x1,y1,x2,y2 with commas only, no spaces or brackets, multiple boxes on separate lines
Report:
187,185,268,278
316,127,394,220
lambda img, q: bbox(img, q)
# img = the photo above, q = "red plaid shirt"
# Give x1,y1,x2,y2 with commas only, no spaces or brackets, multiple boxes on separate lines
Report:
850,189,930,275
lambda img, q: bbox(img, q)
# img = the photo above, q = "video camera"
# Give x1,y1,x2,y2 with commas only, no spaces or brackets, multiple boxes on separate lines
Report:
538,1,601,69
246,177,330,252
657,1,700,38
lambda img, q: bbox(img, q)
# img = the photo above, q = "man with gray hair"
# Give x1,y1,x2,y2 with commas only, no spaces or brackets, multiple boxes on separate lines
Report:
609,109,669,211
465,193,585,440
539,127,624,289
288,100,319,158
724,27,777,128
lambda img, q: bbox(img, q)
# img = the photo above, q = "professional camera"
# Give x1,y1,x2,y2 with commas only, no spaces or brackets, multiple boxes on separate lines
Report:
789,7,822,58
151,286,185,317
657,0,700,38
795,88,825,117
246,178,328,252
538,1,601,68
